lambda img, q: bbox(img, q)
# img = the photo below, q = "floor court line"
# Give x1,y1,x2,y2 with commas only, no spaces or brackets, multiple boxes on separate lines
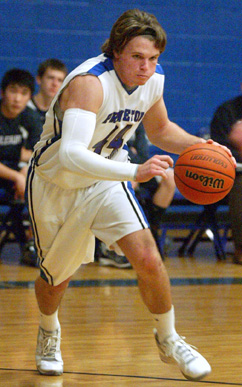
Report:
1,277,242,289
0,368,242,386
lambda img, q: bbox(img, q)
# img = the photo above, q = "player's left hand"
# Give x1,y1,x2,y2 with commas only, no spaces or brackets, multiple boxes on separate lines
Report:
206,139,237,168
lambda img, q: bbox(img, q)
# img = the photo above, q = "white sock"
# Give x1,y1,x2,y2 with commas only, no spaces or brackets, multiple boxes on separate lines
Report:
39,310,60,332
152,305,178,342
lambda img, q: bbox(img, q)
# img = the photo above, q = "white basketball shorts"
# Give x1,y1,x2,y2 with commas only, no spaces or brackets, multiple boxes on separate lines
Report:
27,171,148,285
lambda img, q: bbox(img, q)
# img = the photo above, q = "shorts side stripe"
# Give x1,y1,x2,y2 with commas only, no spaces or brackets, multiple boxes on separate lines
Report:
121,181,147,229
27,160,54,285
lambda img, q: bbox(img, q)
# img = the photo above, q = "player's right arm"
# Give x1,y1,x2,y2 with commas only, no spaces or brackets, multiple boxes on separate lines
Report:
58,75,172,183
60,74,103,114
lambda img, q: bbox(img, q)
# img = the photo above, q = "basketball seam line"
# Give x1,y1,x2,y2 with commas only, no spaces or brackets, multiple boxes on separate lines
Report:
179,147,234,167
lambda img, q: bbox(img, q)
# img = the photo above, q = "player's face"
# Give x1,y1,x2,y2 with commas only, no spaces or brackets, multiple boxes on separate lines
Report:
113,36,160,88
37,68,66,98
1,84,31,118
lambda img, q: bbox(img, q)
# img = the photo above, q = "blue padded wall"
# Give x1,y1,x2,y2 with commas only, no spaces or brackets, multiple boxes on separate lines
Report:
0,0,241,134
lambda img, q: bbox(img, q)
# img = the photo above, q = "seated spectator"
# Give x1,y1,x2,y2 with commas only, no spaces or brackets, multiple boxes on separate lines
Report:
229,120,242,156
28,58,67,123
0,68,42,265
210,86,242,264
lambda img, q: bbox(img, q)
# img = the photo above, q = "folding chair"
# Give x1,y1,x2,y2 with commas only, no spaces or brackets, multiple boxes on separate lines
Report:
157,190,230,260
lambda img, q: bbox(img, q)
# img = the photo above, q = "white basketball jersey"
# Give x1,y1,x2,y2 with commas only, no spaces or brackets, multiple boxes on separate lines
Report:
32,54,165,189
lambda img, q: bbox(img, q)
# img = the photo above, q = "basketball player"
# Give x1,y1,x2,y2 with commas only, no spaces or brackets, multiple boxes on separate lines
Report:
26,9,235,380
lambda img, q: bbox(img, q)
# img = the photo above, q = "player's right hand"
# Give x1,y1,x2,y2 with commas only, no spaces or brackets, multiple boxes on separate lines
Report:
135,155,173,183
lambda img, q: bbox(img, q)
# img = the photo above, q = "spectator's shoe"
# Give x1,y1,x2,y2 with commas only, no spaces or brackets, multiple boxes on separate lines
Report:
97,242,132,269
36,327,63,376
21,240,39,267
99,251,132,268
154,329,211,381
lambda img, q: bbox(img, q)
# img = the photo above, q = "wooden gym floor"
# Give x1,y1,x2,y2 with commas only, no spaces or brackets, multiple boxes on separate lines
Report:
0,235,242,387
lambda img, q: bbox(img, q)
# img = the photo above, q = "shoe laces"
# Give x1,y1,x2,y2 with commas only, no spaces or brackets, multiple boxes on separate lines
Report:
40,329,61,357
167,336,198,364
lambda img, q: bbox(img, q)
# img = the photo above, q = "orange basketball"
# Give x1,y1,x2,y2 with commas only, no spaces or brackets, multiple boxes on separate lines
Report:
174,143,235,205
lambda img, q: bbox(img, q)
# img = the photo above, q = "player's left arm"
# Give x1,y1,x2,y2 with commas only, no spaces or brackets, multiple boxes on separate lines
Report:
143,96,205,154
143,96,236,166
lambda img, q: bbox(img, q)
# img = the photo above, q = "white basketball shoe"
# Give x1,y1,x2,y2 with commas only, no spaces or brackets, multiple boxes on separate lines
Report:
36,326,63,376
154,329,211,381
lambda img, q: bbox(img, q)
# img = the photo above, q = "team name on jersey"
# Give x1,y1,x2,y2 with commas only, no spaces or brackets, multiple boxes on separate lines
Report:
0,134,22,145
102,109,144,124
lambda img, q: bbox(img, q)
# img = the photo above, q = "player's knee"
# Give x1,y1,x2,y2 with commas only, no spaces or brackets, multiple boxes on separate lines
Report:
136,247,162,278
